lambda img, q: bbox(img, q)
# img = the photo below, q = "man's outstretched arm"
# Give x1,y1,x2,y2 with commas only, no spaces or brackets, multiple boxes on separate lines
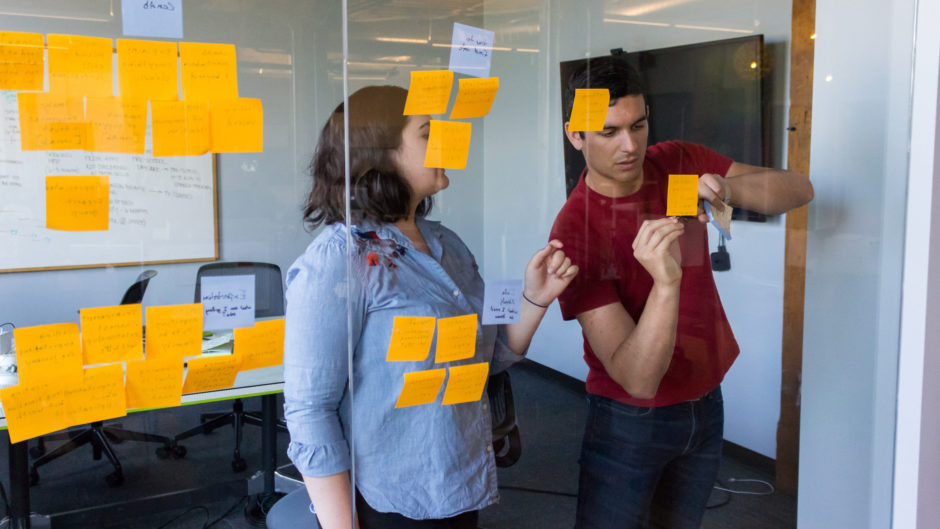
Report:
700,162,814,217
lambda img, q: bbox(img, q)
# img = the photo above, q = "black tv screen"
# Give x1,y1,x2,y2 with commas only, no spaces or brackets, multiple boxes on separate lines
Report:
560,35,767,221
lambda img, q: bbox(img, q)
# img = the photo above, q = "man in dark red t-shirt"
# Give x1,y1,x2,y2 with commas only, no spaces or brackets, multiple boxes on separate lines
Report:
548,56,813,529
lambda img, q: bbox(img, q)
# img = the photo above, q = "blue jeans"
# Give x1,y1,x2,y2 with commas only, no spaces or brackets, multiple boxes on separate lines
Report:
575,387,724,529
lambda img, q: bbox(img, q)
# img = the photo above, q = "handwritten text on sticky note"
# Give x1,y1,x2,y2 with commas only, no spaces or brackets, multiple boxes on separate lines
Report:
448,23,495,78
568,89,610,132
66,364,127,426
117,38,179,101
209,98,264,153
85,97,148,154
395,368,446,408
18,92,85,151
386,316,435,362
424,120,471,170
234,318,284,371
0,379,70,443
0,31,44,91
442,362,490,405
482,280,522,325
666,174,700,217
125,358,184,410
434,314,477,363
145,303,203,361
13,323,83,386
150,100,210,156
449,77,499,120
47,34,113,97
80,304,143,365
403,70,453,115
200,274,255,331
182,355,239,394
179,42,239,102
45,175,109,231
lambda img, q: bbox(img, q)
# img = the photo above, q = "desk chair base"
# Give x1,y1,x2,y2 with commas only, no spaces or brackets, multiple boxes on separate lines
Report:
29,422,181,487
174,398,287,472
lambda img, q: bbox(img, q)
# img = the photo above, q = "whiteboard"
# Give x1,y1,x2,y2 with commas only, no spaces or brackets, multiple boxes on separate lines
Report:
0,90,218,273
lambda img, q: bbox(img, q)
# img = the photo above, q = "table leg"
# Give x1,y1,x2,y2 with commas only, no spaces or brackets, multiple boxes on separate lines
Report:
8,438,30,529
261,393,276,495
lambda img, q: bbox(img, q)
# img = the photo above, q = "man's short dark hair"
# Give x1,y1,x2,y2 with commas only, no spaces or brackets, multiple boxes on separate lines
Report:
303,85,432,229
563,55,648,124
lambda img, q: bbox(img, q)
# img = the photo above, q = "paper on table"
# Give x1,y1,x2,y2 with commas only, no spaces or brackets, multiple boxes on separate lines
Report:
386,316,436,362
567,89,610,132
80,303,143,365
182,354,239,394
394,368,446,408
441,362,490,405
45,175,109,231
449,77,499,119
125,358,184,410
145,303,203,361
403,70,453,115
434,314,477,363
117,39,179,101
13,323,83,386
666,174,700,217
234,318,284,371
424,120,471,170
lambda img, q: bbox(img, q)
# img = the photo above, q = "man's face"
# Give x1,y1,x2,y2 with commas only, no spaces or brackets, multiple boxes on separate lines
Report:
565,94,649,197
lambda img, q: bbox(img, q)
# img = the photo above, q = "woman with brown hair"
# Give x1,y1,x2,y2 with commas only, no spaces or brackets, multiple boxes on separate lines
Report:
283,85,577,529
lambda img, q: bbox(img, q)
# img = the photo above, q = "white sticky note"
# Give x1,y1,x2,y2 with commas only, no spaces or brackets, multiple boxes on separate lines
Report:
121,0,184,39
448,23,495,78
200,275,255,331
482,280,523,325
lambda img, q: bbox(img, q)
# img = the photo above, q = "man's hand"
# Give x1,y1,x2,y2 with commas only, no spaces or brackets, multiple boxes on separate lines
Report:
697,173,730,223
633,218,684,286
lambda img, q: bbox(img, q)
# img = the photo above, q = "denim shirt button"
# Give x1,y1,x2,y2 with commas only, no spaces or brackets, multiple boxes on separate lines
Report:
486,445,493,452
452,289,460,297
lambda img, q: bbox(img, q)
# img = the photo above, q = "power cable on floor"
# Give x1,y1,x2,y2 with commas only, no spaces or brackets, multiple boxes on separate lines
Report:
499,485,578,498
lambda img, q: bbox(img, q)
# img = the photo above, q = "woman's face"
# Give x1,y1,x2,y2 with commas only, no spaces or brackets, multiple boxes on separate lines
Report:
392,114,449,208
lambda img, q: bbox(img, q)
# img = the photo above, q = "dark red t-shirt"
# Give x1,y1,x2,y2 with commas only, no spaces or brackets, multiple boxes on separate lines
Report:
550,141,739,407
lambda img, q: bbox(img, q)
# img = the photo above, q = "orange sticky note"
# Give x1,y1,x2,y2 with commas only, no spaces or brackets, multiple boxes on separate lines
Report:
45,175,109,231
209,98,263,153
434,314,478,363
80,304,143,365
179,42,239,103
47,34,113,97
403,70,454,115
18,92,86,151
449,77,499,119
182,354,239,394
151,100,210,156
666,174,700,216
0,379,71,443
394,368,446,408
85,97,148,154
386,316,436,362
13,323,83,386
424,120,472,170
125,358,184,410
145,304,204,361
117,39,179,101
65,364,127,426
567,88,610,132
233,318,284,371
442,362,490,405
0,31,44,91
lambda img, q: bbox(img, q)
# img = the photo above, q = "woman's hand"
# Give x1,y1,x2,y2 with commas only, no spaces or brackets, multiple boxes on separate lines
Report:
522,240,579,307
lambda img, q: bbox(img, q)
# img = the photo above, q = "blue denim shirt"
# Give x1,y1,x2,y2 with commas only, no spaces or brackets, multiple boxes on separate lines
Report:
283,218,522,519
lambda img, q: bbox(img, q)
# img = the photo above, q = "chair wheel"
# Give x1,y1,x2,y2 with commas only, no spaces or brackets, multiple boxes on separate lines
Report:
105,471,124,487
231,458,247,472
29,446,46,459
155,446,171,459
172,444,187,458
29,468,39,487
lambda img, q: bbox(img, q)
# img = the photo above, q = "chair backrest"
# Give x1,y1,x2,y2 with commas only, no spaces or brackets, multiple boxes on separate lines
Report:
121,269,158,305
193,262,285,318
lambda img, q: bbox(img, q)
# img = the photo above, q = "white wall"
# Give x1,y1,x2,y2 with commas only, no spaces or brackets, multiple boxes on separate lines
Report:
483,0,792,458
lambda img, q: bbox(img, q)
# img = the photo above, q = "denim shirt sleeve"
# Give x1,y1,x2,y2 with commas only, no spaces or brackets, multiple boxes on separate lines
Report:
283,231,362,478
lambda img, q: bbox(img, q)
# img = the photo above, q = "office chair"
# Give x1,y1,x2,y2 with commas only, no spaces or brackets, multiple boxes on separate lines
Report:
173,262,288,472
265,371,522,528
29,270,180,488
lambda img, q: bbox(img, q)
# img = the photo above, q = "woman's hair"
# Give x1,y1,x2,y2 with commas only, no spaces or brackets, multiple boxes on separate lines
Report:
303,85,432,228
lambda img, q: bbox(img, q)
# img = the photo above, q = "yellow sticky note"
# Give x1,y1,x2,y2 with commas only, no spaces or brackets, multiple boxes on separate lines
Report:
434,314,478,363
442,362,490,405
0,379,71,443
179,42,239,103
234,318,284,371
145,304,204,361
45,175,109,231
0,31,44,91
151,100,210,156
125,358,184,410
666,174,700,217
209,98,263,153
65,364,127,426
47,34,113,97
394,368,446,408
568,88,610,132
386,316,436,362
182,355,239,394
449,77,499,119
85,97,148,154
403,70,454,115
424,120,472,170
80,304,143,365
18,92,86,151
13,323,83,387
117,39,179,101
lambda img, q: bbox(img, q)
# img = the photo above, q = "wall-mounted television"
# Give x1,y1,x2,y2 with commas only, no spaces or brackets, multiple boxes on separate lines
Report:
560,35,768,221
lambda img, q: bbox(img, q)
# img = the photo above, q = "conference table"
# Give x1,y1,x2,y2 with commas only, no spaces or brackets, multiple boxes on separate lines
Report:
1,364,285,529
